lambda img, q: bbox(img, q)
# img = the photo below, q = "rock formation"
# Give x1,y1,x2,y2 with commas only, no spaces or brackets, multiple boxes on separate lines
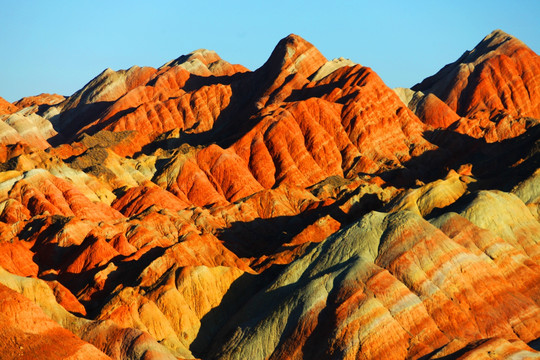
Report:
0,30,538,359
14,93,65,109
409,29,540,142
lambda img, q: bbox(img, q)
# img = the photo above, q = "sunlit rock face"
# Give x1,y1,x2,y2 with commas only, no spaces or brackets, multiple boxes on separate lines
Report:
0,30,539,359
410,29,540,142
0,97,20,115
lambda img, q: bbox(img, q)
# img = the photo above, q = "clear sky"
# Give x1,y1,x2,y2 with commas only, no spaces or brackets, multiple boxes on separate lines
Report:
1,0,539,102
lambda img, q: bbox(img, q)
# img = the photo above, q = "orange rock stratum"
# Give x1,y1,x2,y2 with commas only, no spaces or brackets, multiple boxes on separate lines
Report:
0,30,539,360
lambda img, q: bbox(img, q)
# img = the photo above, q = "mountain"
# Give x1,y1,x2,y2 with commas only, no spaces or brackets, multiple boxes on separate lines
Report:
0,96,19,115
413,30,540,120
406,29,540,142
0,31,539,360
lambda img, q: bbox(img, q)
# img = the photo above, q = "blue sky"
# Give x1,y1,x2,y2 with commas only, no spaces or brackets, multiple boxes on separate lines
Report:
1,0,539,102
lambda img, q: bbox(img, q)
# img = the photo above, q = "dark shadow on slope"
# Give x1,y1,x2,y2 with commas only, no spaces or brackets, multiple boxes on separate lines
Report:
217,187,384,260
286,82,343,102
132,71,272,156
190,268,281,358
422,191,481,221
418,339,493,360
59,245,167,318
181,72,247,92
201,241,361,359
529,337,540,351
18,217,49,242
79,107,138,137
378,124,539,190
47,101,113,146
20,216,77,273
218,215,315,258
427,125,539,191
300,258,366,359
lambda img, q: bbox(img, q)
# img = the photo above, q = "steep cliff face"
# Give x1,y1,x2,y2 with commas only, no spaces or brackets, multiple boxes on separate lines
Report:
0,31,539,360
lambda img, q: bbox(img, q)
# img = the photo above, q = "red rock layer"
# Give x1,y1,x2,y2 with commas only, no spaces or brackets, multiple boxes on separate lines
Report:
414,93,461,128
149,62,435,207
0,96,19,115
0,241,38,277
413,29,540,121
0,31,538,360
429,338,539,359
0,143,33,163
6,171,123,221
0,284,111,360
14,93,65,109
112,183,189,217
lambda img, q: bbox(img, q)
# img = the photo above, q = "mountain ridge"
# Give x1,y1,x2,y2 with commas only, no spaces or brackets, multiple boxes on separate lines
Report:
412,29,540,121
0,30,538,360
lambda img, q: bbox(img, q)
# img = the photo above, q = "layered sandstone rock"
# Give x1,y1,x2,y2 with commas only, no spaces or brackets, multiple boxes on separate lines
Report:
0,109,57,149
0,268,179,359
0,96,19,115
0,30,538,360
207,188,540,359
14,93,65,109
0,283,111,360
413,29,540,120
